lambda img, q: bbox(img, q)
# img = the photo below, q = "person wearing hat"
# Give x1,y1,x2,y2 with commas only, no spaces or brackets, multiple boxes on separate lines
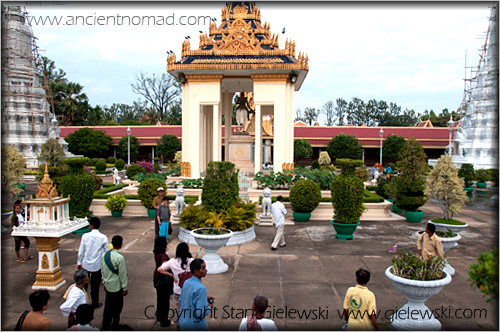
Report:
153,188,165,238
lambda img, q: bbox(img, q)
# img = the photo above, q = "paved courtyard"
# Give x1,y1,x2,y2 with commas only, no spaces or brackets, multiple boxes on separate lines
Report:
1,181,498,331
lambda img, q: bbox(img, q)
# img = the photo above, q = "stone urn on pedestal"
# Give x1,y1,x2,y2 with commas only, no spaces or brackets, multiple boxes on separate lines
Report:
190,228,232,274
11,166,88,290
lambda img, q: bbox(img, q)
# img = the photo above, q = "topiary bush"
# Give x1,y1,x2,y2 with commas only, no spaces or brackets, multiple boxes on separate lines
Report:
104,195,128,211
475,169,489,183
458,163,475,187
98,158,107,165
318,151,331,166
115,159,125,171
60,157,94,218
93,175,103,191
90,158,99,166
95,160,107,172
487,169,499,186
137,178,165,209
355,166,369,182
126,164,145,179
311,160,321,169
290,179,321,213
108,156,117,164
201,161,239,212
331,159,366,223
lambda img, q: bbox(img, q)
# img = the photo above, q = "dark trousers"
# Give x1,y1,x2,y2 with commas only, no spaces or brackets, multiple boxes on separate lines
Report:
156,284,171,324
102,289,124,330
85,269,102,307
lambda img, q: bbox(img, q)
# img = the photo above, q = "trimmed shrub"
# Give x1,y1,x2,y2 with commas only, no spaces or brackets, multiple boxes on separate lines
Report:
311,160,320,169
355,166,369,182
60,157,94,218
487,169,499,186
318,151,331,166
95,160,107,172
90,158,99,166
108,156,117,164
201,161,239,212
331,159,366,223
115,159,125,171
290,179,321,213
104,195,127,211
458,163,475,187
475,169,489,183
94,175,103,191
327,134,363,160
137,178,165,209
294,139,313,161
98,158,107,165
126,164,145,179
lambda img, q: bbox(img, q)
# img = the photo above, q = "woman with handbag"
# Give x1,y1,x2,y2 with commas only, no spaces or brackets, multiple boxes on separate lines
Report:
157,242,193,329
153,237,172,327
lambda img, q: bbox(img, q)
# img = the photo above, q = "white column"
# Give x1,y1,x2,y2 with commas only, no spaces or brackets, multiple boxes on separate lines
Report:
254,104,262,174
213,103,220,161
224,93,232,160
152,147,155,162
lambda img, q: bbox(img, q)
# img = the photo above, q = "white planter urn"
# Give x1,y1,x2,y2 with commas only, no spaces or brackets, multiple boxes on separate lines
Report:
191,228,233,274
416,231,461,276
385,266,452,331
427,220,468,234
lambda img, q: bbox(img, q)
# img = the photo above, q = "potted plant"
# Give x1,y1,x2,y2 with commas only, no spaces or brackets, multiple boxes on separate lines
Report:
137,178,165,219
190,227,233,274
458,163,475,195
416,228,461,276
428,218,468,233
289,179,321,222
394,138,428,223
424,155,469,232
385,250,452,330
467,247,498,303
104,195,128,217
330,159,365,240
475,168,489,189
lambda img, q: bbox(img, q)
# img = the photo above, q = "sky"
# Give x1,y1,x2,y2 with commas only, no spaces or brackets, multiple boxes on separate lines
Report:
19,1,494,124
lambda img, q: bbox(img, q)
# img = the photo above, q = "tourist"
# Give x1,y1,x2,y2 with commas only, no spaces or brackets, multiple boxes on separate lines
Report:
262,163,267,170
271,195,287,250
153,187,165,237
153,236,172,327
156,196,171,240
67,304,99,331
178,259,213,331
371,165,377,179
157,242,193,328
417,223,443,259
11,202,32,263
238,295,277,331
15,289,51,331
101,235,129,331
385,165,392,179
77,216,109,308
60,269,89,328
342,269,379,331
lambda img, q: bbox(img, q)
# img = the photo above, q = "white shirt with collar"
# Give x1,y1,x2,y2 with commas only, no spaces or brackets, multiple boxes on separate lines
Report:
77,229,109,272
271,201,287,227
60,286,87,317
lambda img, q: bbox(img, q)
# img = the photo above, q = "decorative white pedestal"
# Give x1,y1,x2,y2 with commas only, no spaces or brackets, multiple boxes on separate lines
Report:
190,229,232,274
259,215,273,227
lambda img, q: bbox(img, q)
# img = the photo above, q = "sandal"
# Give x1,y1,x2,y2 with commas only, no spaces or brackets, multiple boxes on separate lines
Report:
25,256,33,261
17,259,26,263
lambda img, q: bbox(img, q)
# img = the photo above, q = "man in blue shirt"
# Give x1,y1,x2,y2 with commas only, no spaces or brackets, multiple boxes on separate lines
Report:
179,259,214,331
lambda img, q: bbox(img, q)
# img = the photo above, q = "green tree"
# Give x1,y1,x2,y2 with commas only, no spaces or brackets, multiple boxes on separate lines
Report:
424,155,469,220
318,151,331,166
335,98,348,126
53,81,88,126
1,145,27,196
65,127,112,158
38,138,65,166
201,161,239,213
294,139,313,162
117,135,140,159
322,101,336,126
60,157,95,217
165,101,182,125
303,107,319,126
383,135,406,161
156,134,181,160
326,133,363,161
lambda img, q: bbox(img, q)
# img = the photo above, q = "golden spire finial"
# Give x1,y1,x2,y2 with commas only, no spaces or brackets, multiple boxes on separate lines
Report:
36,164,58,198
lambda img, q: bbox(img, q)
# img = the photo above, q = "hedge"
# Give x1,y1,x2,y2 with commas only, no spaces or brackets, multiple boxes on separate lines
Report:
93,193,198,204
258,189,383,204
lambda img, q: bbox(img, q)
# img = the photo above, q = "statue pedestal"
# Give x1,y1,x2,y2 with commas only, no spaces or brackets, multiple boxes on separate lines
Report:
227,135,255,174
32,237,66,291
259,215,273,227
172,213,180,225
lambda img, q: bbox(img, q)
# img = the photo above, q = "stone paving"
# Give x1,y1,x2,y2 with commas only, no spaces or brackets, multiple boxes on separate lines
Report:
1,181,498,331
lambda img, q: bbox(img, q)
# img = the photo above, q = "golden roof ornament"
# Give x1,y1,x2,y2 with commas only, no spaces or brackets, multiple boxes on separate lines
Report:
36,164,58,198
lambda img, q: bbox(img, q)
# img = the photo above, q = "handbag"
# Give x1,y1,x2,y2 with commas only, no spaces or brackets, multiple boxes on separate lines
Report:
168,221,173,235
154,273,172,289
178,266,193,288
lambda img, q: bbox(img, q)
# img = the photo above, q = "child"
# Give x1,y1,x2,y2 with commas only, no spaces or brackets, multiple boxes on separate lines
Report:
67,304,99,331
343,269,379,331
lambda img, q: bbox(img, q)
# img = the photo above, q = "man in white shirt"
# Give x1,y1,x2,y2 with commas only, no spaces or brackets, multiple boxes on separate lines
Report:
60,269,89,328
77,217,109,309
271,195,287,250
238,295,277,331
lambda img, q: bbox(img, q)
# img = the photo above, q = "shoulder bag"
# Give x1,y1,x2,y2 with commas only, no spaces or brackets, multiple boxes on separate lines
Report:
178,264,193,288
14,310,30,331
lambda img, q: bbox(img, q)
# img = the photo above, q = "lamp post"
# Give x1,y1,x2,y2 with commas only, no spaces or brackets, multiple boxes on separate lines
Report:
447,115,454,156
379,128,384,165
127,126,131,165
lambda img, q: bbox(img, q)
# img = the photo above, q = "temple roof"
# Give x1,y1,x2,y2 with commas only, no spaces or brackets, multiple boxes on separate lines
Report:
167,2,308,89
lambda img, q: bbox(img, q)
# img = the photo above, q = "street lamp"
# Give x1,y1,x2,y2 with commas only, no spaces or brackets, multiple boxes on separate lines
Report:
447,115,454,156
379,128,384,165
127,126,131,165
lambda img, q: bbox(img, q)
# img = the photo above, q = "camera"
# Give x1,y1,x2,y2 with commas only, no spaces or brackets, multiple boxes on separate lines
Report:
208,298,214,304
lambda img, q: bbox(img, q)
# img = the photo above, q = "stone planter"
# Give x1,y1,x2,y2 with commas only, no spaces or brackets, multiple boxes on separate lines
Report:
179,226,255,246
476,182,487,189
416,231,461,276
111,210,123,218
330,221,360,241
191,228,233,274
385,266,452,330
147,208,156,219
405,210,424,223
428,220,468,233
293,211,311,222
